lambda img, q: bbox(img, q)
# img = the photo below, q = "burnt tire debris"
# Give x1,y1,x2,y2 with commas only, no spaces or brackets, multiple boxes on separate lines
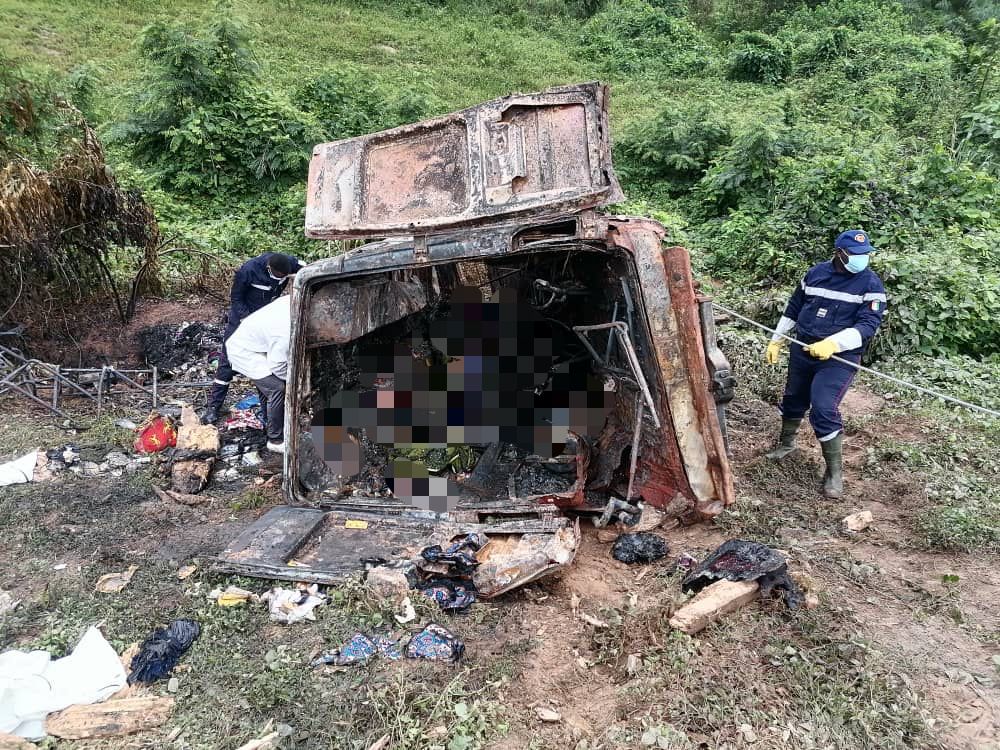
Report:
682,539,804,610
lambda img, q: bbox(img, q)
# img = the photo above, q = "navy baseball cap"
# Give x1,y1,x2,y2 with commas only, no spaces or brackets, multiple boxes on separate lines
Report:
834,229,875,255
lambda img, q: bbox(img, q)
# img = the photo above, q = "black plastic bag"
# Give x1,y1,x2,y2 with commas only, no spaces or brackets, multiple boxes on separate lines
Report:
128,618,201,684
612,532,669,564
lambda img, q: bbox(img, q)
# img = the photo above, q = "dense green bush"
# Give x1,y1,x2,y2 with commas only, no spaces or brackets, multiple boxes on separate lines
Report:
110,13,321,191
726,32,794,84
616,106,732,188
580,0,714,74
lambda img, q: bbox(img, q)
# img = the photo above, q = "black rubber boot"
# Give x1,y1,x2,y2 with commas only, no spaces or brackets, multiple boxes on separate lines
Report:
821,433,844,499
765,418,802,460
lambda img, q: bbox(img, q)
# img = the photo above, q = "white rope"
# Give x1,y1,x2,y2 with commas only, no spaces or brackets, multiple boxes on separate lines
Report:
711,301,1000,419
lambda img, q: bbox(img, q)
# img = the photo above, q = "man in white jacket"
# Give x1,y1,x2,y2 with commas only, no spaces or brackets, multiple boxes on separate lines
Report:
225,295,291,453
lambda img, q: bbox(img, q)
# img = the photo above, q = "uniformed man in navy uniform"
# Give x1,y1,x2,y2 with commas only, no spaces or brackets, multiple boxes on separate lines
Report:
764,230,886,498
202,252,305,424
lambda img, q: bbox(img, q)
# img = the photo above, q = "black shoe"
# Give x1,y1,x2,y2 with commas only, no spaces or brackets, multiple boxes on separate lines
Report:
202,406,220,425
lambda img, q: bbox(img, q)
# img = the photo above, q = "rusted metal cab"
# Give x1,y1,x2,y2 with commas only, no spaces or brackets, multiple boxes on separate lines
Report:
215,83,734,588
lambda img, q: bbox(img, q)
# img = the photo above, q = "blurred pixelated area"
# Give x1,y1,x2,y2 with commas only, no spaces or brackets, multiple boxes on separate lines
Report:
295,243,682,516
309,283,614,511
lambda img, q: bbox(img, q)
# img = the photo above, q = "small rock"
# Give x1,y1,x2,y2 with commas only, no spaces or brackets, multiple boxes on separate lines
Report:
804,593,820,610
167,677,179,693
366,566,410,604
596,529,618,544
740,723,758,743
105,451,130,468
842,510,873,533
536,707,561,722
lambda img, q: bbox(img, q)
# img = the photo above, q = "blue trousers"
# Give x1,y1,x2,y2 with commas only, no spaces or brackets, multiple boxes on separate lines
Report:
779,345,859,441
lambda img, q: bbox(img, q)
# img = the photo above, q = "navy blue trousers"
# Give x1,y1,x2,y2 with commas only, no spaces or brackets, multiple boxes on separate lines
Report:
779,344,859,441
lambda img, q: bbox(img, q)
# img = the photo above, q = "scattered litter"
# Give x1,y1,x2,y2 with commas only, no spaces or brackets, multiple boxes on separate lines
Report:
405,623,464,662
176,564,197,580
114,419,138,430
312,633,402,667
52,564,67,571
394,596,416,625
669,579,761,635
0,451,37,487
842,510,874,533
94,565,138,594
417,578,477,611
128,619,200,685
236,394,261,410
535,707,561,722
419,533,485,576
0,592,21,616
226,409,264,432
367,735,391,750
681,539,803,609
167,677,179,693
262,585,327,624
242,451,262,467
0,626,127,739
611,532,669,564
579,613,609,629
133,414,177,454
674,552,698,572
171,405,220,494
45,695,174,740
625,653,641,676
211,586,258,607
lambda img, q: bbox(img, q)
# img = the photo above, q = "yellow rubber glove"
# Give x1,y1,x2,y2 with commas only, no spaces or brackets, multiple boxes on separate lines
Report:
765,340,784,365
805,337,841,360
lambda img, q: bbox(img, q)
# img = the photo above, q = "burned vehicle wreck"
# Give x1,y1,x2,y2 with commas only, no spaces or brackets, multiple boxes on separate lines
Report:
216,83,735,596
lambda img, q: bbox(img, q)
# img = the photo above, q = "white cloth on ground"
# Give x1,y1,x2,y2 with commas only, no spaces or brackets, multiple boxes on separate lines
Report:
0,625,127,739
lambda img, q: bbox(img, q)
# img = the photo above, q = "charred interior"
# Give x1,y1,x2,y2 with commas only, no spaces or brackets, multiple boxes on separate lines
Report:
294,239,694,522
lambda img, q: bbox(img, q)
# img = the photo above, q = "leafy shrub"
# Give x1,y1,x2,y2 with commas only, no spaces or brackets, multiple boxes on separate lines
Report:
580,0,714,75
111,12,321,191
615,106,731,189
295,68,441,141
726,32,793,84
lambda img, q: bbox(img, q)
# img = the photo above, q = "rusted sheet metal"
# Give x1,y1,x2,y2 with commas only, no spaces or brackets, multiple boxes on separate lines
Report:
214,505,580,590
662,244,735,511
608,219,735,520
305,273,429,347
608,219,734,519
305,82,623,239
474,521,580,598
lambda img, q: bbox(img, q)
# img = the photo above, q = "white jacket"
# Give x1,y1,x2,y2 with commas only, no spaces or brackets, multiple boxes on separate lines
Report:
226,295,291,381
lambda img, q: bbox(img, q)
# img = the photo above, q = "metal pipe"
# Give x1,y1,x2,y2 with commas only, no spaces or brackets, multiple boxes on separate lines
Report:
152,366,158,408
572,322,661,429
626,395,644,503
96,366,105,417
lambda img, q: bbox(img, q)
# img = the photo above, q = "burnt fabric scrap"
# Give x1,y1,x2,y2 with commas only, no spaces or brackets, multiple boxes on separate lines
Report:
419,533,486,575
405,623,464,662
611,532,669,564
128,619,200,685
682,539,803,609
312,633,402,667
417,578,477,611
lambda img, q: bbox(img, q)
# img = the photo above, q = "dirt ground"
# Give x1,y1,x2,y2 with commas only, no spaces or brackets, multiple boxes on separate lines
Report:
1,316,998,749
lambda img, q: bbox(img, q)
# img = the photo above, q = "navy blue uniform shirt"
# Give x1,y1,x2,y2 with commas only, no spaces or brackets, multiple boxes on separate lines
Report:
782,261,886,353
228,252,304,328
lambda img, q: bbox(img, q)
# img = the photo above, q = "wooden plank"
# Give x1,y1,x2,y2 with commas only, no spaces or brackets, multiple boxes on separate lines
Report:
46,696,174,739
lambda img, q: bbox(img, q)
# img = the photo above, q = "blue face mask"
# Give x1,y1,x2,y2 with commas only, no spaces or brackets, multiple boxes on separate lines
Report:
844,253,870,273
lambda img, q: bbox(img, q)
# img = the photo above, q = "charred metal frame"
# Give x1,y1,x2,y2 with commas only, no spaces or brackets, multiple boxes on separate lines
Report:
285,212,735,519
